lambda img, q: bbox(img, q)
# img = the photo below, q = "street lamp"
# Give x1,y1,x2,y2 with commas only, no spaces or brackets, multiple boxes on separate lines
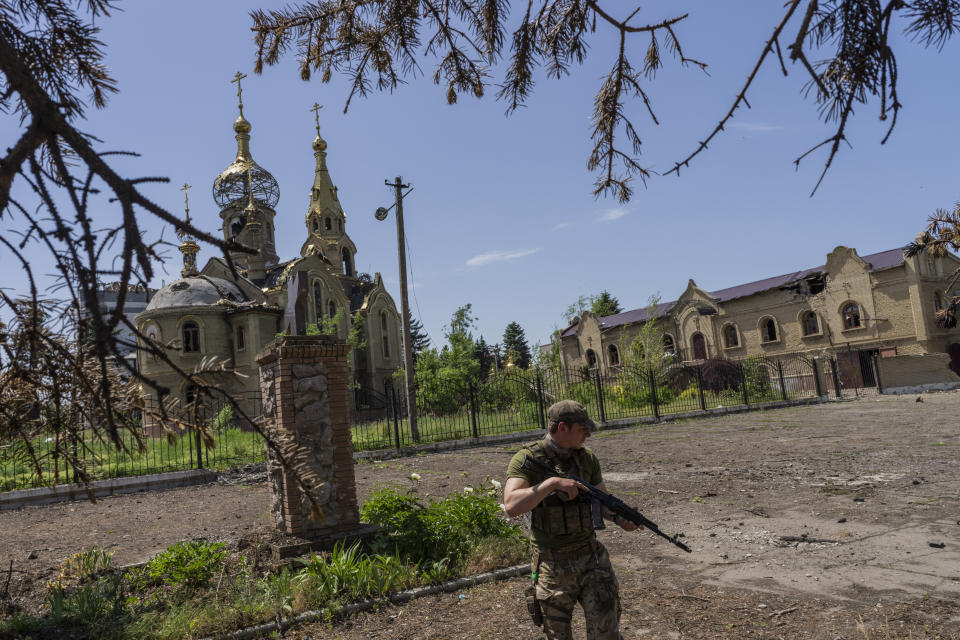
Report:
376,177,419,442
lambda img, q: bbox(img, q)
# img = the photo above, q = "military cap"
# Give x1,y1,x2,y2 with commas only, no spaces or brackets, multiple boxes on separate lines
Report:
547,399,597,432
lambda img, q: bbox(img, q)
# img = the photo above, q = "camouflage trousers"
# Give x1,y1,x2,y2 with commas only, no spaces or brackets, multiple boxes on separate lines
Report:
533,540,622,640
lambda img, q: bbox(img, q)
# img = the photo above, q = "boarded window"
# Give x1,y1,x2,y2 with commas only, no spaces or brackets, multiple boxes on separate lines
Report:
802,311,819,336
723,324,739,348
183,321,200,353
842,303,861,329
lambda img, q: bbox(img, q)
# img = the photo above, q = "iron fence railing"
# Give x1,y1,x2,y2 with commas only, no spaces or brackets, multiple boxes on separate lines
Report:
4,353,871,492
0,391,264,492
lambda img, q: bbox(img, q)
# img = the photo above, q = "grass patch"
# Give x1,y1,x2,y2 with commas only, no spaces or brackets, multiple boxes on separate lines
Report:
0,483,526,640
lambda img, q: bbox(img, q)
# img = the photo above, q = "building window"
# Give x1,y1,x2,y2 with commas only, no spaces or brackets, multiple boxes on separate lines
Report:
935,291,944,312
663,334,676,356
184,384,198,406
691,333,707,360
342,248,353,276
842,303,861,330
182,321,200,353
313,282,323,321
760,317,777,343
144,325,161,360
585,349,597,368
328,300,337,319
608,344,620,366
381,312,390,358
723,324,739,348
312,217,319,233
325,217,332,231
266,225,272,242
236,325,245,351
802,311,819,336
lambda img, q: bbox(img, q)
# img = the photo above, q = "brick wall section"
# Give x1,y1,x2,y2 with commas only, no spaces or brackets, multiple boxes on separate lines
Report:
878,353,960,389
257,335,360,537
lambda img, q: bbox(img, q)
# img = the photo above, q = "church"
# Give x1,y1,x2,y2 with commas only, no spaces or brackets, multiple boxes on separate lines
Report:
135,90,403,416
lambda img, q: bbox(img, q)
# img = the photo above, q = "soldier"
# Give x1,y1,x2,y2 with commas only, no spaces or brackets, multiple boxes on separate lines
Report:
503,400,638,640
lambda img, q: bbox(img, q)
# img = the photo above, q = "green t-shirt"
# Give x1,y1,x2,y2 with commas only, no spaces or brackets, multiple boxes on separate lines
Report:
506,440,604,549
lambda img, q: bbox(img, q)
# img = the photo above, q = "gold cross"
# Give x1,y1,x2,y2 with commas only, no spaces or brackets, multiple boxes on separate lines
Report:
180,182,192,222
310,102,323,136
231,71,248,116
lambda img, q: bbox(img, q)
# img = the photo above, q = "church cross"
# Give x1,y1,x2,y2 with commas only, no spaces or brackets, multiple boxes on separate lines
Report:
310,102,323,136
231,71,248,116
180,182,192,221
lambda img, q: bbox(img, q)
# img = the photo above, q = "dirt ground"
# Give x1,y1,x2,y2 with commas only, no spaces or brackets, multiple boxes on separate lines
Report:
3,391,960,639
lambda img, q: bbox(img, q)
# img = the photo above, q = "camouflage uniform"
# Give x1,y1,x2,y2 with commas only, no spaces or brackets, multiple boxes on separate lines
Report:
506,436,623,640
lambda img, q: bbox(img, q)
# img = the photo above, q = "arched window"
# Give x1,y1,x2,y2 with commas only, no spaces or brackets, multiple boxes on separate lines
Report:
663,334,675,356
381,312,390,358
341,248,353,276
182,321,200,353
313,282,323,321
236,325,245,351
802,311,819,336
311,217,320,233
607,344,620,366
842,303,861,329
585,349,597,368
328,300,337,319
935,291,944,312
723,324,739,348
760,318,777,342
691,333,706,360
144,324,160,361
324,217,332,231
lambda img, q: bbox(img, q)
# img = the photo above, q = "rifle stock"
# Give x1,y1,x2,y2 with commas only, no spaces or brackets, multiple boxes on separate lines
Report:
521,455,692,553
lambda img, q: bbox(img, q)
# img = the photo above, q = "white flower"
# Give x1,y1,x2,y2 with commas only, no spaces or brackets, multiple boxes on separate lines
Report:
490,479,502,491
410,473,421,482
463,486,474,494
499,503,508,513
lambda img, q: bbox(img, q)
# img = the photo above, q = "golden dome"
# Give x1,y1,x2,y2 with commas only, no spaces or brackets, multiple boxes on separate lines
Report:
313,134,327,152
234,115,251,134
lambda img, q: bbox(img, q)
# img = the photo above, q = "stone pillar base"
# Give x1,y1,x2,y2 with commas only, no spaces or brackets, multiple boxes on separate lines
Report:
268,523,381,562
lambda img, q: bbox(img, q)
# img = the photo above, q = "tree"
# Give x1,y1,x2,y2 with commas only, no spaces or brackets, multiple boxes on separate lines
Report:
619,294,669,372
906,203,960,328
0,1,317,502
406,311,431,366
591,291,622,317
502,321,532,369
474,336,496,381
251,1,960,201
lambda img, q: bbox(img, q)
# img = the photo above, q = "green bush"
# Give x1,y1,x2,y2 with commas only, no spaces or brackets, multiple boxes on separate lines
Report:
132,540,228,595
360,484,523,571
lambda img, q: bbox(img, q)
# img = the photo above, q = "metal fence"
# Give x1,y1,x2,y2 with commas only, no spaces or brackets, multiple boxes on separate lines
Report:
351,353,848,452
3,353,877,492
0,391,264,492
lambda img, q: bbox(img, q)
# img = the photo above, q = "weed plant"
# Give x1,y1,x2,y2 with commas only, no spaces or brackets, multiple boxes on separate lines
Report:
0,484,526,640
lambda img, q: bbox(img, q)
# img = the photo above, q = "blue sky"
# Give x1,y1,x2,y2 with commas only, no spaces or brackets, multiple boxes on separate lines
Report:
3,2,958,349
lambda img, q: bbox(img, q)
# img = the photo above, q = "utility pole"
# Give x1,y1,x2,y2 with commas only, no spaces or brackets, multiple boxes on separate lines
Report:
377,177,419,442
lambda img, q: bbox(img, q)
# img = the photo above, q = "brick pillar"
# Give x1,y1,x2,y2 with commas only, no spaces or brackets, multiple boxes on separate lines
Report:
257,335,361,538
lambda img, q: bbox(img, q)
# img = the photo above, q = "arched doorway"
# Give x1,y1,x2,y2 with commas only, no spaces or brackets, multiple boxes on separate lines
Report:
691,333,707,360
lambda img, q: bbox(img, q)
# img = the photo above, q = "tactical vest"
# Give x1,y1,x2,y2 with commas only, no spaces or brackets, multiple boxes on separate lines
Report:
523,440,596,537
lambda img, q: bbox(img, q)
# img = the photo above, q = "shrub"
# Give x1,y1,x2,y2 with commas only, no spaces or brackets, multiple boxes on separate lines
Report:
132,540,228,595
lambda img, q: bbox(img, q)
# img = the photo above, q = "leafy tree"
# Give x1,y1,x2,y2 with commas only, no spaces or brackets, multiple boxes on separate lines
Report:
251,1,960,200
413,305,480,413
906,204,960,328
591,291,622,317
502,321,531,369
619,294,670,373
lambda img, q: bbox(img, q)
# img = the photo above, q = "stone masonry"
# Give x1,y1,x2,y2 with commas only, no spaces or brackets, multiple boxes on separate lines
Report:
257,335,360,538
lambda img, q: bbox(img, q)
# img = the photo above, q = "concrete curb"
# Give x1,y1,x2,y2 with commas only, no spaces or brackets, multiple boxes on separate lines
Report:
202,563,531,640
0,469,218,511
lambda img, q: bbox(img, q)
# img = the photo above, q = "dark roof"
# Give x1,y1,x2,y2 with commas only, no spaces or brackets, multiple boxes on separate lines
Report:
262,259,298,290
349,281,375,312
562,248,906,337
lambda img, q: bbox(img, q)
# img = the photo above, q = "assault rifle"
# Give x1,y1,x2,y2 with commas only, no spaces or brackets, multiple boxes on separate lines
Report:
521,455,692,553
